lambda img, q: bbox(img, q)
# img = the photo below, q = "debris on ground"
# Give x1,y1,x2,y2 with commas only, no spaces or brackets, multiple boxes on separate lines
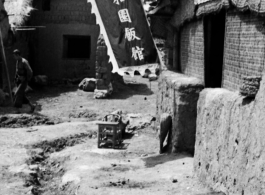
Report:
94,83,113,99
78,78,96,92
126,113,155,131
69,109,98,120
0,115,62,128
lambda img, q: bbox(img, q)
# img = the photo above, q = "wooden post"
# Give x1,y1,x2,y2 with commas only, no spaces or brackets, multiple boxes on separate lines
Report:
0,27,13,103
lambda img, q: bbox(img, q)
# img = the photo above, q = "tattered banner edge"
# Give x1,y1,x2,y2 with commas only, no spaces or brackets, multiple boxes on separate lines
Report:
88,0,124,76
119,63,159,77
89,0,162,77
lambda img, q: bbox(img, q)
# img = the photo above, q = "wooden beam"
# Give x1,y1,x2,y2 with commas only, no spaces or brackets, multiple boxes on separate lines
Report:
15,28,36,31
14,26,46,28
0,28,13,103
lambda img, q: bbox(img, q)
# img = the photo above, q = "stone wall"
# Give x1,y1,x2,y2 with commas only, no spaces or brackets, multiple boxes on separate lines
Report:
180,20,205,83
157,70,204,154
30,0,99,79
222,11,265,91
194,71,265,194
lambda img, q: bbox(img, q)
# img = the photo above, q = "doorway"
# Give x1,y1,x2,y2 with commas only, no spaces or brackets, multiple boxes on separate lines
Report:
203,10,226,88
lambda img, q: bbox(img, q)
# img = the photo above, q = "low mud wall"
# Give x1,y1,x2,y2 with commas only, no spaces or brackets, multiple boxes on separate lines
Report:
194,74,265,194
157,70,204,154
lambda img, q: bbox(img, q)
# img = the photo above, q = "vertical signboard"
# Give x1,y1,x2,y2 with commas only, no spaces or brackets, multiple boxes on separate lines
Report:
94,0,157,68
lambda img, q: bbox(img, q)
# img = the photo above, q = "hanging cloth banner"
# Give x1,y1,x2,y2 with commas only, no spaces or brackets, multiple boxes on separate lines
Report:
94,0,158,70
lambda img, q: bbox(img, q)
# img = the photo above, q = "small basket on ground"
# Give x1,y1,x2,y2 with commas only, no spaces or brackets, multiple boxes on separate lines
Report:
96,114,123,149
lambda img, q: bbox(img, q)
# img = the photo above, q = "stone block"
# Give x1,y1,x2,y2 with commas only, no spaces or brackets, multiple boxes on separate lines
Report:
78,78,96,92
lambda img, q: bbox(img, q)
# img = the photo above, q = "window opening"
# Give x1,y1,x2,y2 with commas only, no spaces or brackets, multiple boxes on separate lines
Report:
63,35,91,59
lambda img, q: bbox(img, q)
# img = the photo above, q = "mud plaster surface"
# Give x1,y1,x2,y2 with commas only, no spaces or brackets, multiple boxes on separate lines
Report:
194,73,265,194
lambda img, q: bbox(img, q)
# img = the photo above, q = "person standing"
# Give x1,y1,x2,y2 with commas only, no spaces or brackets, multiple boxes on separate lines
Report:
13,49,35,113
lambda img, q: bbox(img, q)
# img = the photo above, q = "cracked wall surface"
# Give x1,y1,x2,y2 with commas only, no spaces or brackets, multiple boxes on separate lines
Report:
194,72,265,194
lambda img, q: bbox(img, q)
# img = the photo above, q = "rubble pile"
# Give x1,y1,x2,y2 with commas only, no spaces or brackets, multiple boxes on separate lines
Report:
0,115,62,128
240,76,262,97
20,132,97,195
68,110,98,119
78,78,96,92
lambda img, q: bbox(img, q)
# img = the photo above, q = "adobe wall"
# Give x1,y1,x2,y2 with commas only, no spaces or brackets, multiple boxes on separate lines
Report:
33,24,99,79
194,72,265,194
180,20,205,83
222,11,265,91
31,0,99,79
157,70,204,154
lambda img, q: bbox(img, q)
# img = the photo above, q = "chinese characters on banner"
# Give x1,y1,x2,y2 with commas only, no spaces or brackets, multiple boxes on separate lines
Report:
94,0,157,68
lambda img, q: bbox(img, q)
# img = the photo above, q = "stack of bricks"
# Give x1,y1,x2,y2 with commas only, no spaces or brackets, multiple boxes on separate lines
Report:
239,76,262,97
180,20,205,82
94,34,113,99
222,11,265,91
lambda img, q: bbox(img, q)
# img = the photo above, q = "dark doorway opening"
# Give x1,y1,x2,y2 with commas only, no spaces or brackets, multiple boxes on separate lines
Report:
203,10,226,88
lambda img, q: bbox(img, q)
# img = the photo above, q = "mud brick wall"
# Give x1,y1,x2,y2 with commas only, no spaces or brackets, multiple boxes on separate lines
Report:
32,0,95,24
30,0,99,79
180,20,205,83
157,70,204,154
222,11,265,91
194,70,265,194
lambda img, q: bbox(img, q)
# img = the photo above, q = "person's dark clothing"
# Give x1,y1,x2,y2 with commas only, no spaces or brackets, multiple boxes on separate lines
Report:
13,58,33,108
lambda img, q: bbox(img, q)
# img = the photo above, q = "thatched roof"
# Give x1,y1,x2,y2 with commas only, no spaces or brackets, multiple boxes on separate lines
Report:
4,0,34,27
230,0,265,14
196,0,230,17
170,0,196,28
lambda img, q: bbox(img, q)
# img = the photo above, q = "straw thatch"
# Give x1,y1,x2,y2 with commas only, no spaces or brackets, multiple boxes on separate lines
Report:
196,0,230,17
170,0,196,28
4,0,34,27
150,15,171,38
230,0,265,14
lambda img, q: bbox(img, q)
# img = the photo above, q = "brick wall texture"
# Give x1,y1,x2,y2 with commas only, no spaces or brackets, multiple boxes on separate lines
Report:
30,0,99,79
223,12,265,91
180,20,205,82
32,0,96,25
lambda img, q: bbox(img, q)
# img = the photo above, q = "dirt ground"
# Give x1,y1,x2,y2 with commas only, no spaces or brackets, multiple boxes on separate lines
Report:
0,76,224,195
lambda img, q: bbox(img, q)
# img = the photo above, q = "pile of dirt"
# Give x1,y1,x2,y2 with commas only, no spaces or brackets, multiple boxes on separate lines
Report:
23,132,97,195
126,114,155,131
30,132,96,154
0,115,62,128
68,110,98,119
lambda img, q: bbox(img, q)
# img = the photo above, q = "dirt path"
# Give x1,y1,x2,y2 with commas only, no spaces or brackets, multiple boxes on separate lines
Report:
0,76,223,195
